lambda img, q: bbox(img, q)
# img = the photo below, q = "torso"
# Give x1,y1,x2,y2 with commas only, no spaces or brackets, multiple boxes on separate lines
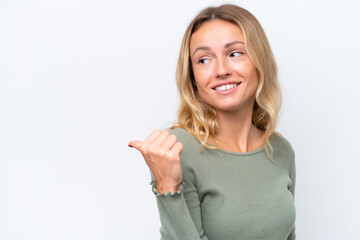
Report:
168,127,296,240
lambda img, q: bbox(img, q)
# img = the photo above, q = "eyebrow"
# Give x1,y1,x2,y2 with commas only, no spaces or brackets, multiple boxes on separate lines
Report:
192,40,244,56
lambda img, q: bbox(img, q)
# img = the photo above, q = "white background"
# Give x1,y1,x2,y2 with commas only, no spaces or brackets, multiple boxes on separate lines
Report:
1,0,359,239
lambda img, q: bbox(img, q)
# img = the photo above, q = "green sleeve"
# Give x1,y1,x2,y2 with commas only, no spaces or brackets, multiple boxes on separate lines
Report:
287,141,296,240
150,170,208,240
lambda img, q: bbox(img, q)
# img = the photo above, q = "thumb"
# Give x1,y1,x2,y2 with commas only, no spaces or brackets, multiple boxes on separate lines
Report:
128,140,143,150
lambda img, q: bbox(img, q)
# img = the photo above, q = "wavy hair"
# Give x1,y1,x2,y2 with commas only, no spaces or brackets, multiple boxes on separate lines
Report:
167,4,283,160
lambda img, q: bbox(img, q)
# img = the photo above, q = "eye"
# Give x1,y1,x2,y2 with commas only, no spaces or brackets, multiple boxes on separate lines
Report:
230,52,244,57
198,58,210,64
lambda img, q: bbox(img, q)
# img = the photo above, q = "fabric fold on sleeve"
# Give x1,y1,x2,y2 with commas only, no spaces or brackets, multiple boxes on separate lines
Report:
287,140,296,240
287,225,296,240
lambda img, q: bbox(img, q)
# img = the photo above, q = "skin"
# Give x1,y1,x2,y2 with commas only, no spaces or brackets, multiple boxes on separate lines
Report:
190,19,264,152
129,129,183,194
128,19,264,194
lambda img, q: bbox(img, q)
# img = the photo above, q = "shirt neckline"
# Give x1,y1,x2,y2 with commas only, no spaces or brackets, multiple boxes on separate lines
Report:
173,127,276,156
208,133,277,156
207,143,266,156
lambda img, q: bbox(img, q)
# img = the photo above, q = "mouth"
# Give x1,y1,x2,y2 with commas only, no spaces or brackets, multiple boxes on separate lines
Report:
212,82,241,91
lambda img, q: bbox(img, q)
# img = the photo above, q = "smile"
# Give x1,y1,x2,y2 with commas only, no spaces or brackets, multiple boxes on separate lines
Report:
213,83,241,91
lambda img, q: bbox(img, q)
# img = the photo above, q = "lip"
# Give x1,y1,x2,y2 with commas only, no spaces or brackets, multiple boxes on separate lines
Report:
212,82,242,95
211,81,242,89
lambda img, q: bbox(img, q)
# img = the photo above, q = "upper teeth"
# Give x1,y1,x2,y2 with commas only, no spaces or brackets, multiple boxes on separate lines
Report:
214,83,240,91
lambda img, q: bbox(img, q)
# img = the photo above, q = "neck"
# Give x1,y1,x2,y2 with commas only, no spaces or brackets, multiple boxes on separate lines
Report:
213,101,263,153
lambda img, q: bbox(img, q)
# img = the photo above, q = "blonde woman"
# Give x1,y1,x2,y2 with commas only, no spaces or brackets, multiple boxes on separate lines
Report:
129,4,296,240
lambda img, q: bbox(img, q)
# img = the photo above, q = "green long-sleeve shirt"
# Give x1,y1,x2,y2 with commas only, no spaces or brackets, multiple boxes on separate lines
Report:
150,127,296,240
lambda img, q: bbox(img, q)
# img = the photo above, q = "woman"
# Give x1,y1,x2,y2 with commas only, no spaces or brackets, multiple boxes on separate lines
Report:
129,4,296,240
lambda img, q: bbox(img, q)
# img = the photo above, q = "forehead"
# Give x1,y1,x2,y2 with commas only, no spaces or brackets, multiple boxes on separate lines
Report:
190,19,244,49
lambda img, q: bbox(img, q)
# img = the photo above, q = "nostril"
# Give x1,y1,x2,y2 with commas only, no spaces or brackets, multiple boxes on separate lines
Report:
216,70,232,78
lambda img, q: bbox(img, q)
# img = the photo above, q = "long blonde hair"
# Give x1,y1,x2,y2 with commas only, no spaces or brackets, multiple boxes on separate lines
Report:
167,4,282,160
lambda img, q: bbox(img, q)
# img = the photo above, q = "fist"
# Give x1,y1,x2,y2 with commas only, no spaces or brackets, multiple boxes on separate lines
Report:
128,130,183,194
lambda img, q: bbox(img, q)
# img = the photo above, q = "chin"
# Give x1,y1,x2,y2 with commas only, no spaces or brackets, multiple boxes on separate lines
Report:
214,105,243,112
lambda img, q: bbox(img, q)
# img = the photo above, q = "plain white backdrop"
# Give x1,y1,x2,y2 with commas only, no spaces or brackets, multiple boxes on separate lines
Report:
0,0,359,239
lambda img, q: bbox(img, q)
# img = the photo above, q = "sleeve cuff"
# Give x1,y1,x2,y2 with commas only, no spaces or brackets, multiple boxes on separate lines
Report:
149,180,185,196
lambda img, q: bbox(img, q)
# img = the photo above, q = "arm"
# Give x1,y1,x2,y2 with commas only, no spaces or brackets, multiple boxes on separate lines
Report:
287,143,296,240
129,129,207,239
150,169,208,240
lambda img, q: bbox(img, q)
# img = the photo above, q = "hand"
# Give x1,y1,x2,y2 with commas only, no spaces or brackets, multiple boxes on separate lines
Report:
128,130,183,194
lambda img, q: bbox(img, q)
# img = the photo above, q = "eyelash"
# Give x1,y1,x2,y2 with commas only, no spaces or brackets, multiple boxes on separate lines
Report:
230,51,244,57
198,51,244,64
198,59,209,64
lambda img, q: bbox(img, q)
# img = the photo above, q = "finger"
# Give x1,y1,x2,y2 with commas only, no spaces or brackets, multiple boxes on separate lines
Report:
170,142,183,156
141,129,162,152
144,129,162,143
128,140,143,150
151,130,170,148
160,134,178,150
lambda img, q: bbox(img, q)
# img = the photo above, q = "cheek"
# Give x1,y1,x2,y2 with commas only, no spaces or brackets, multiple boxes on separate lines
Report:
192,71,211,100
252,68,259,85
193,67,211,87
249,68,259,83
242,62,259,83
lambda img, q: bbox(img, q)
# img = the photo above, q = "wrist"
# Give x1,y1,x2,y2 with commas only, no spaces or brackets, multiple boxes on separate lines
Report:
156,183,180,194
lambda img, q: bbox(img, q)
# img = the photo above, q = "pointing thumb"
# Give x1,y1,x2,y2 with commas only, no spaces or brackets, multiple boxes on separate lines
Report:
128,140,143,150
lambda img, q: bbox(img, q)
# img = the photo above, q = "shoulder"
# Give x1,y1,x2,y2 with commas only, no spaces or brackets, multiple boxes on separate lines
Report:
166,127,193,139
271,131,296,171
166,127,201,150
271,132,295,157
165,127,204,170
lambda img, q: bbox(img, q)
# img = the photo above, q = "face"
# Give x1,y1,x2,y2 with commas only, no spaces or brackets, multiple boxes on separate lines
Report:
189,19,259,113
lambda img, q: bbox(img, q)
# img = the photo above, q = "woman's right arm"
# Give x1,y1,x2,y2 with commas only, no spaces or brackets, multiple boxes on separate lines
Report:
128,130,208,240
150,170,208,240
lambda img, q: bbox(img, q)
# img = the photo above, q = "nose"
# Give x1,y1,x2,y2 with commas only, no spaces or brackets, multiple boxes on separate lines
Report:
215,57,232,78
